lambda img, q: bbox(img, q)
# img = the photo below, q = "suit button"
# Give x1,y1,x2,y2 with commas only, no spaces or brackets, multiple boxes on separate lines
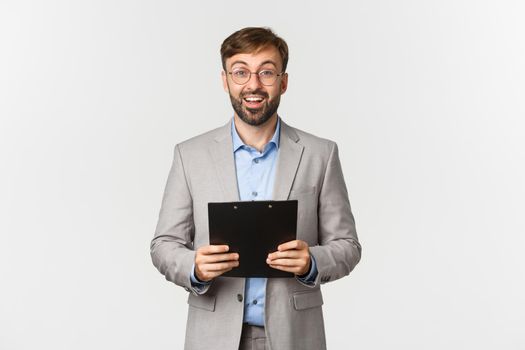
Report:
237,294,243,302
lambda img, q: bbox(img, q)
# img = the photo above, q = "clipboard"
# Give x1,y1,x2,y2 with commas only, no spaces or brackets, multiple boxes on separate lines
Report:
208,200,297,278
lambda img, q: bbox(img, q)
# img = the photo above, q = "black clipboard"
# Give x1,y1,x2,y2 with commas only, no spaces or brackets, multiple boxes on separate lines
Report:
208,200,297,278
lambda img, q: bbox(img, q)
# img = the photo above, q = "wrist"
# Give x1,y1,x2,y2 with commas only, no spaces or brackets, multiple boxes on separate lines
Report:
191,263,211,285
296,258,312,278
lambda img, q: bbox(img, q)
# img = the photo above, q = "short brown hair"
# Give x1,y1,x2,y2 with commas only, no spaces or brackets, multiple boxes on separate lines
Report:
220,27,289,72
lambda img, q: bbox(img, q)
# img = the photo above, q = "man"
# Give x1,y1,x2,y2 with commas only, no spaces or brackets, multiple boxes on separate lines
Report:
151,27,361,350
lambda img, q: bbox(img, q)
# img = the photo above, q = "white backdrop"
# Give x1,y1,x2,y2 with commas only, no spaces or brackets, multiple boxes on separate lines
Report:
1,1,524,349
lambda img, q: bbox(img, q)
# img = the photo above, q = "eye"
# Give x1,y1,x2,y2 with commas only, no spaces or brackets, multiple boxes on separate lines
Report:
259,70,276,77
233,69,249,77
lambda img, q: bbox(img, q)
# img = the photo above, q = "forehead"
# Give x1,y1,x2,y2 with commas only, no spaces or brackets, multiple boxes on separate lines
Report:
225,46,282,70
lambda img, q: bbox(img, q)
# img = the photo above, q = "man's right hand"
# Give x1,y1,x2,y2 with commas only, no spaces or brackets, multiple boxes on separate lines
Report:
194,245,239,282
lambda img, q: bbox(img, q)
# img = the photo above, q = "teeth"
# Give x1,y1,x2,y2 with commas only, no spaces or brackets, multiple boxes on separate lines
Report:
244,97,264,102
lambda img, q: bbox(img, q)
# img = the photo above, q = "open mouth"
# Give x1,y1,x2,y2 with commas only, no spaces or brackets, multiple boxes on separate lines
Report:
243,95,265,109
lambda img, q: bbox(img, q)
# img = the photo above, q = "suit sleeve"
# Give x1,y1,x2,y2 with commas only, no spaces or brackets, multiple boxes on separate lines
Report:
308,142,362,287
150,144,211,295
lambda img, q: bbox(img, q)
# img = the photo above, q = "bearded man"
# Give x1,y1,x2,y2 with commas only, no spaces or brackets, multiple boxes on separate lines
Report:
151,26,361,350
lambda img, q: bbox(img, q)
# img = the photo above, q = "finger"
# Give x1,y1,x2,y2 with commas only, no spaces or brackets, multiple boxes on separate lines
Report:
202,261,240,272
210,265,238,278
277,240,306,251
267,264,302,274
267,250,301,261
207,269,232,279
199,253,239,264
198,245,229,254
266,258,301,267
197,266,235,281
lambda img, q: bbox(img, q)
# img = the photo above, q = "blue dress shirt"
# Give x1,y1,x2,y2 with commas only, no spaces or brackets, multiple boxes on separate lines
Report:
191,116,318,326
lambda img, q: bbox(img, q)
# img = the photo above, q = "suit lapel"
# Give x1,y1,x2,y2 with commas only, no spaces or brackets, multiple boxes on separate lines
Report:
209,120,240,201
209,118,304,202
272,120,304,200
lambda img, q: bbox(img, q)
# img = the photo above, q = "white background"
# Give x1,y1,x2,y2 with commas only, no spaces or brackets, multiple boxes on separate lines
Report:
1,1,524,349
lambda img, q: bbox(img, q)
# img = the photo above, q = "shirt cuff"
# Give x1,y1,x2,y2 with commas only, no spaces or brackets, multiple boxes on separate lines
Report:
296,254,318,284
190,263,211,289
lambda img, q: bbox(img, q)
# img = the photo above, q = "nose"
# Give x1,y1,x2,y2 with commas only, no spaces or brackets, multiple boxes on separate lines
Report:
245,72,264,90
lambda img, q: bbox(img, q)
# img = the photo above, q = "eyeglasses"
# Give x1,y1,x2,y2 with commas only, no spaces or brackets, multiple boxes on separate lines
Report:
228,68,284,86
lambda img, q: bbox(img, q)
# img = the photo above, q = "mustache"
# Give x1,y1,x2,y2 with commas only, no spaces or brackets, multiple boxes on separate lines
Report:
241,90,269,99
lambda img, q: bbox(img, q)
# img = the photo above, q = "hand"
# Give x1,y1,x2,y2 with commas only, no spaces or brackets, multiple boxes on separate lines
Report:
266,240,311,276
195,245,239,282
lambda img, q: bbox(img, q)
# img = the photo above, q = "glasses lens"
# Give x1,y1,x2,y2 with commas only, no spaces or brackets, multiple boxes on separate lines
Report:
231,69,250,84
259,70,277,86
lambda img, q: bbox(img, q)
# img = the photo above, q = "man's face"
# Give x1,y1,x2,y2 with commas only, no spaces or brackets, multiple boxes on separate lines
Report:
222,46,288,126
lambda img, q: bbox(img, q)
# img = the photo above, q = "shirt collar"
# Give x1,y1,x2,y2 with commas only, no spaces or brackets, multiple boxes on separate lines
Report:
231,116,281,153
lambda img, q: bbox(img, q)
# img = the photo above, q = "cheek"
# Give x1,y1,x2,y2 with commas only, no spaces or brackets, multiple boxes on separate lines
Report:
229,87,243,98
268,89,282,101
268,91,281,101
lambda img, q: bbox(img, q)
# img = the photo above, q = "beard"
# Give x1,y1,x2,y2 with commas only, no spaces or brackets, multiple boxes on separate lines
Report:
229,89,281,126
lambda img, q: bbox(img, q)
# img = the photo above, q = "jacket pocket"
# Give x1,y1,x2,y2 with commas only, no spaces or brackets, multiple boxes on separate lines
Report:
187,293,216,312
292,289,324,310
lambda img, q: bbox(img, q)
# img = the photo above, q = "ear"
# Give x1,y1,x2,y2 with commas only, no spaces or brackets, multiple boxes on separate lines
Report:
279,72,288,95
221,71,229,93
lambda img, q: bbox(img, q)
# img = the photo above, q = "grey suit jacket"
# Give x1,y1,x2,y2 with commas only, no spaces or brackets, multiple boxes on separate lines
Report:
151,118,361,350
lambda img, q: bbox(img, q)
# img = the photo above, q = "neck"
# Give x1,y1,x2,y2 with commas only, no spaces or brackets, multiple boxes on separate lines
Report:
233,114,278,152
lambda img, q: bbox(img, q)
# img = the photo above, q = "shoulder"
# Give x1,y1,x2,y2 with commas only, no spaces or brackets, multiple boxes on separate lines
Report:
174,121,230,155
282,121,337,156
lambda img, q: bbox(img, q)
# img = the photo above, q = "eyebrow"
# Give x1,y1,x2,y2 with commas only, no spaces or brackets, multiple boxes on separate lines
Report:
230,59,278,69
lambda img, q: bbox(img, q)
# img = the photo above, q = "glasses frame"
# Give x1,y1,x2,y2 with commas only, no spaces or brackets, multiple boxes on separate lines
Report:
227,69,285,86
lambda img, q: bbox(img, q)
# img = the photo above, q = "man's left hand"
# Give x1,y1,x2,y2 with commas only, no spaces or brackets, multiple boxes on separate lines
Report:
266,240,311,276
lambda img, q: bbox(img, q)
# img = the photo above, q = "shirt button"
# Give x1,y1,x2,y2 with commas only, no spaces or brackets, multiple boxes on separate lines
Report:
237,294,243,302
253,300,258,305
254,158,259,163
252,191,258,197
